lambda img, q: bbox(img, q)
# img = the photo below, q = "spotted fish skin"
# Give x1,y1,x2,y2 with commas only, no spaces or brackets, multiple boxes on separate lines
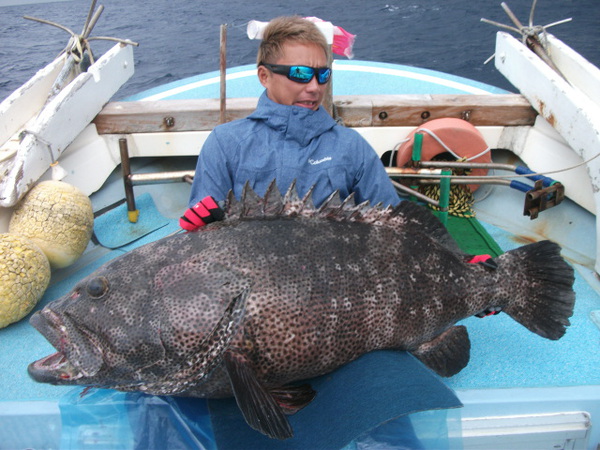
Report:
28,181,575,439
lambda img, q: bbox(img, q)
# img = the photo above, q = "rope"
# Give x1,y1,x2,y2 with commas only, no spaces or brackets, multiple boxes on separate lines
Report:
420,183,476,218
416,156,477,217
416,128,491,162
19,130,57,162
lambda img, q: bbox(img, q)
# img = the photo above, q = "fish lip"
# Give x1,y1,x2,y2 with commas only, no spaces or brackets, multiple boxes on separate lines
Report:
30,308,64,349
29,308,102,382
27,351,83,383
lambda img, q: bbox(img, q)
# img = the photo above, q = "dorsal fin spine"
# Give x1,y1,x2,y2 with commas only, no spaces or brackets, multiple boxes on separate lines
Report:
224,179,410,228
264,180,284,216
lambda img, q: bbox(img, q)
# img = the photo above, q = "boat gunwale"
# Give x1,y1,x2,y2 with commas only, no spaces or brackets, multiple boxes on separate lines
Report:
92,93,537,134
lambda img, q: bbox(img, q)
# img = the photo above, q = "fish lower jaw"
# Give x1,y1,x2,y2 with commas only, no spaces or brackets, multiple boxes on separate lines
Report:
28,351,85,384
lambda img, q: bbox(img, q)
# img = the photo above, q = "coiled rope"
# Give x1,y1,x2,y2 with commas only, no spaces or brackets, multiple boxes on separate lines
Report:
418,157,477,218
421,184,476,218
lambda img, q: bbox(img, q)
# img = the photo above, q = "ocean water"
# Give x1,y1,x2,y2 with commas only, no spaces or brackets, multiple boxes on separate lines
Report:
0,0,599,101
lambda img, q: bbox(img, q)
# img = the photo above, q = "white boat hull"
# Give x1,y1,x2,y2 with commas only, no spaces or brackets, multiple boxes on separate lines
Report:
0,43,134,207
495,31,600,272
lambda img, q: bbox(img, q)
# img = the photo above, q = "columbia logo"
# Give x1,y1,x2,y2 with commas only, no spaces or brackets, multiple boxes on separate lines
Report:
308,156,332,165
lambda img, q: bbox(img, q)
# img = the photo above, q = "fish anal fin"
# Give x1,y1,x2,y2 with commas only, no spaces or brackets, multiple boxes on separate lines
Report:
412,325,471,377
269,383,316,415
224,350,293,440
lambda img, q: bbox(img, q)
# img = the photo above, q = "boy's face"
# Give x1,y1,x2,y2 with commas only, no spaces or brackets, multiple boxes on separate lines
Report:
258,41,329,111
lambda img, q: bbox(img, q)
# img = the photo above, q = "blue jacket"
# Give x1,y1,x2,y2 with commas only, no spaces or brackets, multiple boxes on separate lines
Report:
189,91,400,208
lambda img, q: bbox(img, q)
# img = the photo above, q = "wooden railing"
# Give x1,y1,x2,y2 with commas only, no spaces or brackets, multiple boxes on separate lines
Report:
93,94,537,134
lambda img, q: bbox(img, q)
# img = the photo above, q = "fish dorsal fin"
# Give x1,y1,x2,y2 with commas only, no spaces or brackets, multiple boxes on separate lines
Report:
341,193,367,221
225,181,462,248
349,200,371,222
282,180,304,217
241,182,265,218
317,190,343,219
353,200,382,223
300,185,316,214
225,190,242,217
225,180,391,224
341,192,356,209
263,180,284,216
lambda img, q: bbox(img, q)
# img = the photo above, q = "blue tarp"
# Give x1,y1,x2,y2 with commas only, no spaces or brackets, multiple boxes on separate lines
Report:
59,351,462,449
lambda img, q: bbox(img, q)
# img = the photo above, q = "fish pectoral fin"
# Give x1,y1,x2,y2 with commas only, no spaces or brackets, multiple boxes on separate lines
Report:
269,384,316,415
412,325,471,377
224,350,293,440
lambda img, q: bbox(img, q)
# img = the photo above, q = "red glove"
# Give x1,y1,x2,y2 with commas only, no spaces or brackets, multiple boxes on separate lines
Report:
180,196,224,231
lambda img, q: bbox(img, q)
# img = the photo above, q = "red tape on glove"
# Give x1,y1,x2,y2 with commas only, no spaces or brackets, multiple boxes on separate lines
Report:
468,254,492,264
180,196,223,231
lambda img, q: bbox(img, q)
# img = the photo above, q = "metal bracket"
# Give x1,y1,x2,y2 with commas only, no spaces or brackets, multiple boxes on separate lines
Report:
118,137,194,223
524,179,565,219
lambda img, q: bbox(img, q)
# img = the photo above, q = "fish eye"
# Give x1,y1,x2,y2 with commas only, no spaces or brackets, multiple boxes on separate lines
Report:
86,277,110,299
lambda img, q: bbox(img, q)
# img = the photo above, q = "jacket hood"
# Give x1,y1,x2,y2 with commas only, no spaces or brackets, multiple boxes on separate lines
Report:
248,91,337,147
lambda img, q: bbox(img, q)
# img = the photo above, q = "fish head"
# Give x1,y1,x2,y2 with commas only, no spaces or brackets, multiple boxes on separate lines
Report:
28,237,251,393
28,258,167,388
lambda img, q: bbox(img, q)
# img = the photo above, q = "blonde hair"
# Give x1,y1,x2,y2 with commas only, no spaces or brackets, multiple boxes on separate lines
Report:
256,16,331,65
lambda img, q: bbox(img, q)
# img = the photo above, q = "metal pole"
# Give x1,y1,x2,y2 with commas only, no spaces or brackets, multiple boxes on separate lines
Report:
220,24,227,124
118,138,139,223
409,132,423,202
390,180,440,207
417,161,517,171
438,169,451,226
129,170,195,185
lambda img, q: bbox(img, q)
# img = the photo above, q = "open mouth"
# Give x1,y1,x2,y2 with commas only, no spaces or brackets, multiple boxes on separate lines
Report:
295,100,317,109
28,309,89,384
28,350,81,383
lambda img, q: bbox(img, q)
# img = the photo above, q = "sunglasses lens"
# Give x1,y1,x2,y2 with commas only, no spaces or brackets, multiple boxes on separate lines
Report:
317,68,331,84
288,66,316,83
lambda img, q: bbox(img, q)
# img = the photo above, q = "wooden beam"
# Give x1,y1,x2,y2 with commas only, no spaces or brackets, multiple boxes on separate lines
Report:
336,94,537,127
93,94,536,135
93,98,258,134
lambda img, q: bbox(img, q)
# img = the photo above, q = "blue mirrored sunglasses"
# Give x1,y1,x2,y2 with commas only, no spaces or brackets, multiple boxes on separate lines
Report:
261,63,332,85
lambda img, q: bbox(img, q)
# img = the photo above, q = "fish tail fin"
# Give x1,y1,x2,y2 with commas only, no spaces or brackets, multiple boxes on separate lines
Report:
500,240,575,340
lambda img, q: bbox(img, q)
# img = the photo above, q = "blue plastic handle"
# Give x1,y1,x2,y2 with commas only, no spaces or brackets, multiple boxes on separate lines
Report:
510,180,534,193
515,165,556,187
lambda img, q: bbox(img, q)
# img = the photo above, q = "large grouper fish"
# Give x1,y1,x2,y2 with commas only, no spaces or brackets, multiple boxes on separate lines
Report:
28,180,575,439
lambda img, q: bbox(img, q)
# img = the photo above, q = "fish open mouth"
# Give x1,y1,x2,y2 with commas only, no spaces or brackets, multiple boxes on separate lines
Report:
28,308,98,384
28,351,83,383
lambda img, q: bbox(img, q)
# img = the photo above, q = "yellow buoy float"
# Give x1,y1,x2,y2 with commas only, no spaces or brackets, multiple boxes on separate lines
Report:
0,234,51,329
9,180,94,269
